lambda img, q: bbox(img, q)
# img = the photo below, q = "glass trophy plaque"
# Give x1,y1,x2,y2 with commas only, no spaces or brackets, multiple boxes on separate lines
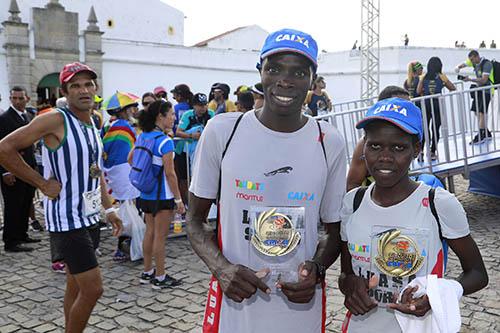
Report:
369,225,430,306
248,206,306,293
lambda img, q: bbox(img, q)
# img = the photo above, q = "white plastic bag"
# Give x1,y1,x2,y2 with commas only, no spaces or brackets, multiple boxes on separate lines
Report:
118,200,145,261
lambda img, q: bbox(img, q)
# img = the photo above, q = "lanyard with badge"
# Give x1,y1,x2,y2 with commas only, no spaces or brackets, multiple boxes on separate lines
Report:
79,120,102,217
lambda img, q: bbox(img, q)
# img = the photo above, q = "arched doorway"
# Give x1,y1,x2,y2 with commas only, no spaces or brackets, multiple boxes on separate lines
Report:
37,72,60,107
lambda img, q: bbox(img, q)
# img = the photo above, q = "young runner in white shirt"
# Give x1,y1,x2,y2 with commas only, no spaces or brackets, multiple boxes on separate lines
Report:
339,97,488,332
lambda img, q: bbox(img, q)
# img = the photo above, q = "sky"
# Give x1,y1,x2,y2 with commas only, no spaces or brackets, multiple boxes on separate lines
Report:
163,0,500,52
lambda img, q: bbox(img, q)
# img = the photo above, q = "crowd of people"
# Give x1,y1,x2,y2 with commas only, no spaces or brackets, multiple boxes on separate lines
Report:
0,27,492,333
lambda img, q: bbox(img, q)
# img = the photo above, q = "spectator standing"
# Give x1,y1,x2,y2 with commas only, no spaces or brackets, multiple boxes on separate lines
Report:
455,50,494,144
0,86,39,252
208,83,236,114
417,57,456,160
236,91,254,113
134,100,185,289
479,40,486,48
153,86,168,101
101,102,141,261
490,40,496,49
141,92,157,112
403,61,423,99
174,93,215,204
304,76,332,116
0,62,122,332
404,34,409,46
170,84,193,131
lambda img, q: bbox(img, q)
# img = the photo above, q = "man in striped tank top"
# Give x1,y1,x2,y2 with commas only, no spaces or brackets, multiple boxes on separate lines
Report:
0,62,123,332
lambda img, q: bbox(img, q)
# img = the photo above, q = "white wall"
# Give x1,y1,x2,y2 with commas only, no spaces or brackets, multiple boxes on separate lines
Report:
0,0,184,45
100,39,262,102
200,25,268,51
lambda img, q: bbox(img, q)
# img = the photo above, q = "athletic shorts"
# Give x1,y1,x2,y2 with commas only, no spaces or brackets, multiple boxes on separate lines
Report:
137,198,175,214
49,225,99,274
174,152,188,180
471,91,491,114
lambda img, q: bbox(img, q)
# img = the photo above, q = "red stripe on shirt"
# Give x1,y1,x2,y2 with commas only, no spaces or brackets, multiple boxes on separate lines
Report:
321,280,327,333
431,248,444,278
202,203,223,333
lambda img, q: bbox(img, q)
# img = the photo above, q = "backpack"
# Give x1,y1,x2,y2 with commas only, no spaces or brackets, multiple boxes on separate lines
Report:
129,133,164,193
479,58,500,85
352,177,450,274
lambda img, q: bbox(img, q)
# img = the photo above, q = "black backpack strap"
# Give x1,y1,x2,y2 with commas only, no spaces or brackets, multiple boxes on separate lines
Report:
353,186,368,213
216,113,245,203
428,188,443,240
316,121,327,167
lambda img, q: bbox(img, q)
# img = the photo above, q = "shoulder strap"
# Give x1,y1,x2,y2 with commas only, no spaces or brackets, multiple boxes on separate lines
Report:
216,113,245,202
316,121,327,167
353,186,368,213
428,187,443,240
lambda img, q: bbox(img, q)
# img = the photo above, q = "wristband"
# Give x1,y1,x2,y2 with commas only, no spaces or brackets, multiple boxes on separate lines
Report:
104,207,117,215
310,260,326,283
174,198,183,204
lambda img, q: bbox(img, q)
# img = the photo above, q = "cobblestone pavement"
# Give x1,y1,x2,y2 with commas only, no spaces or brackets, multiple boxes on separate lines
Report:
0,178,498,332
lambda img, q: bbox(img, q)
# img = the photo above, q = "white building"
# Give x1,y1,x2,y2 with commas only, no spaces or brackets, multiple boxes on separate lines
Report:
1,0,500,111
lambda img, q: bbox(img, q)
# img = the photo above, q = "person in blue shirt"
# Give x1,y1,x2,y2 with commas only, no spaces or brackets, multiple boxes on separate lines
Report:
170,84,193,131
174,93,215,204
133,100,185,289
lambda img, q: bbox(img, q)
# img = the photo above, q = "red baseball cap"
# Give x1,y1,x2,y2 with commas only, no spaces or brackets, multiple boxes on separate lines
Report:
59,62,97,85
153,86,167,95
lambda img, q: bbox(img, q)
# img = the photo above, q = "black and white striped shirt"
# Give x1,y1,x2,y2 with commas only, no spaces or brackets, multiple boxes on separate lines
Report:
42,107,103,232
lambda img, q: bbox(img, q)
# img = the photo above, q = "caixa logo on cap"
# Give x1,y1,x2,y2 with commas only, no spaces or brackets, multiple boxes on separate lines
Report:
373,103,408,116
275,34,310,48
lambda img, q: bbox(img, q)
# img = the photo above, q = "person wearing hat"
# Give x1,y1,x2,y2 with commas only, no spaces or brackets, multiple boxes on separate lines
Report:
208,82,237,114
187,28,347,332
0,62,122,332
153,86,168,100
170,83,194,131
403,61,423,99
174,93,215,204
101,101,141,261
250,82,264,109
338,97,488,332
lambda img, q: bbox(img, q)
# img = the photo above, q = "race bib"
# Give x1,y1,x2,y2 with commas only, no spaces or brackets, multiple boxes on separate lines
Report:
82,186,101,217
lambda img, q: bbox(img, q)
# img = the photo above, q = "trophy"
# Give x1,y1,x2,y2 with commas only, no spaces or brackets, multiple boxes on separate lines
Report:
248,206,306,292
369,226,430,306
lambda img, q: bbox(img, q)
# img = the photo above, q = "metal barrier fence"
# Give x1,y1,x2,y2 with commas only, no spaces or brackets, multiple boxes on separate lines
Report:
316,84,500,191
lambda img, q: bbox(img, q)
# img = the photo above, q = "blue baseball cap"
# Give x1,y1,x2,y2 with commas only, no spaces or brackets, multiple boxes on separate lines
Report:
259,28,318,70
356,97,423,141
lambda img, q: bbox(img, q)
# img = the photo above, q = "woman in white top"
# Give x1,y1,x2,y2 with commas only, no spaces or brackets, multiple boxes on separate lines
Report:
338,97,488,333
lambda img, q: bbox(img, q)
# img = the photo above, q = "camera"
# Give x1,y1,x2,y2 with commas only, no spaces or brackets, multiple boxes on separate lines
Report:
457,74,467,81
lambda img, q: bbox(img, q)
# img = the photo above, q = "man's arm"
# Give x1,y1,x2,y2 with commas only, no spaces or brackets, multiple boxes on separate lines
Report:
0,112,62,197
186,193,270,303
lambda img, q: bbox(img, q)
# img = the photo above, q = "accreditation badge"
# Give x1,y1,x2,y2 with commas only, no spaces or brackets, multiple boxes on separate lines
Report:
248,206,306,292
369,226,430,306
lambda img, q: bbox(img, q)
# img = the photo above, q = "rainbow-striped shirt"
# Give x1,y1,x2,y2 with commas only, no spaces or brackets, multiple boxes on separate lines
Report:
101,119,136,168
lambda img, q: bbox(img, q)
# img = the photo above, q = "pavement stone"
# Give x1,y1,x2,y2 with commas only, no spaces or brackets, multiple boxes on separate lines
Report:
0,178,498,332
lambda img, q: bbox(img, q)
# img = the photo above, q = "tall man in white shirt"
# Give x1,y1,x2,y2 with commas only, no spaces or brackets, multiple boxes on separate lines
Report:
187,28,347,332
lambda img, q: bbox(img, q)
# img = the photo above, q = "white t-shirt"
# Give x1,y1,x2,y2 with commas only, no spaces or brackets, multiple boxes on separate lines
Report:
340,182,470,333
190,111,346,333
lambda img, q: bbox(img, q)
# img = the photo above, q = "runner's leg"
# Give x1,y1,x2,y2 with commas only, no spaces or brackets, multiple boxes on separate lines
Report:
153,209,174,276
143,213,154,272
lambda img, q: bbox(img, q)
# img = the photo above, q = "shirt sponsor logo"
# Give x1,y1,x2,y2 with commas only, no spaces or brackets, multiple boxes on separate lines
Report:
275,34,310,48
264,166,293,177
236,192,264,202
235,179,264,191
421,197,429,207
348,242,370,262
287,191,315,201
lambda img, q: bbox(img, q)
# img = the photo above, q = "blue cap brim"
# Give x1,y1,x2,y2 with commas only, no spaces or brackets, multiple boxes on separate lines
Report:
356,116,421,139
260,48,317,68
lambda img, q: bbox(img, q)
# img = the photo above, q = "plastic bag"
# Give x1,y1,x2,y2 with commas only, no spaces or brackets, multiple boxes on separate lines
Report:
118,200,145,261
